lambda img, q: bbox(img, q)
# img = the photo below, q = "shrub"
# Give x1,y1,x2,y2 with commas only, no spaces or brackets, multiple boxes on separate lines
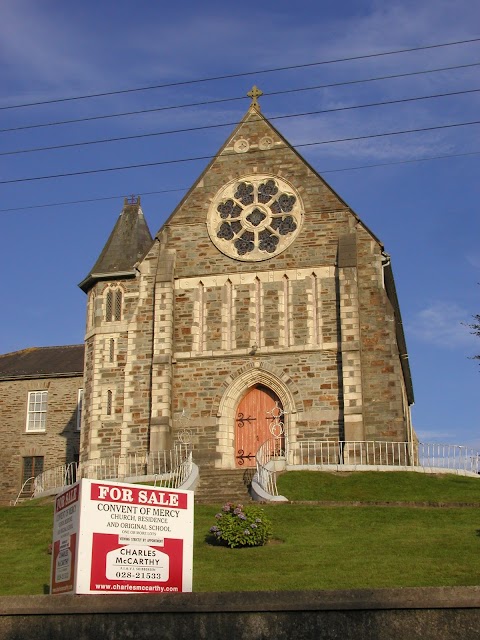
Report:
209,502,272,548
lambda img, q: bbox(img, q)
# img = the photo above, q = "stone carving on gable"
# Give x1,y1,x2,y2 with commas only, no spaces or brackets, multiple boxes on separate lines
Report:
233,138,250,153
207,175,303,261
259,136,274,150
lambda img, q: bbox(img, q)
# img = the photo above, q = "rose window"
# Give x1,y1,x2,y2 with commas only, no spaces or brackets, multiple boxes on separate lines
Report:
207,175,303,261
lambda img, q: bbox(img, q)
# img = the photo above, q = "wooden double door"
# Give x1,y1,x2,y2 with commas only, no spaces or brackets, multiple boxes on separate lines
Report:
235,385,284,468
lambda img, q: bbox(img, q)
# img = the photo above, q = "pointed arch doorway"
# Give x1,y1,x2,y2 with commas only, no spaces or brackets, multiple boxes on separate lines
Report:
235,384,284,468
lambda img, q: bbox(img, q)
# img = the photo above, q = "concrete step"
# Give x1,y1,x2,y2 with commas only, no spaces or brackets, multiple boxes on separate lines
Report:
194,468,255,504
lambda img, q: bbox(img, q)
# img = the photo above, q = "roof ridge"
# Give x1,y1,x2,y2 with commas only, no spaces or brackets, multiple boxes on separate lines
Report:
0,344,84,358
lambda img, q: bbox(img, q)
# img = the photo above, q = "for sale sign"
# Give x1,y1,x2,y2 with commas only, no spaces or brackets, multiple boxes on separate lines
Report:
51,484,80,594
51,479,194,595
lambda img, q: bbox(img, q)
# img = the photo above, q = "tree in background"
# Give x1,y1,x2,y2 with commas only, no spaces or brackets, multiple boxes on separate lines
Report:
467,314,480,364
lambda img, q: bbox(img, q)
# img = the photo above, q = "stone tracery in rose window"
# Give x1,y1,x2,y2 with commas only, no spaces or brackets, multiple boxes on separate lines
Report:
208,176,303,261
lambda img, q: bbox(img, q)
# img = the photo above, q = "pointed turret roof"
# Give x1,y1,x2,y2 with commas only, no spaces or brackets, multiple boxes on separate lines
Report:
79,196,153,292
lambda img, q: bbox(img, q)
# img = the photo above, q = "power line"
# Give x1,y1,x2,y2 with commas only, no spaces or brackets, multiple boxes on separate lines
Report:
0,188,187,212
321,150,480,173
2,61,479,134
1,150,478,214
2,36,480,112
1,119,479,185
2,86,479,158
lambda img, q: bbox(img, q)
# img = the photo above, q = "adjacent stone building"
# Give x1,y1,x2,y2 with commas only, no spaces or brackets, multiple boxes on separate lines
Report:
78,93,414,470
0,346,84,504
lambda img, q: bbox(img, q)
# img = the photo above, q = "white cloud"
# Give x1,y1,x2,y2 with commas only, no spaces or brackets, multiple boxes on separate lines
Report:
416,429,457,441
407,301,478,348
465,254,480,270
1,0,479,145
0,1,99,94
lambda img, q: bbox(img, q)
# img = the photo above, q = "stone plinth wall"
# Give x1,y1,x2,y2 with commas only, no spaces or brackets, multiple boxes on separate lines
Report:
0,587,478,640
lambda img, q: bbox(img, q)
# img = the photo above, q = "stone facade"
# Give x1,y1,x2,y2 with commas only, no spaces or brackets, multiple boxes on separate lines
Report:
0,346,83,504
79,102,414,469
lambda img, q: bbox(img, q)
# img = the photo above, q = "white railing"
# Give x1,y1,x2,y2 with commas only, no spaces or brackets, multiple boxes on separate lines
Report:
32,445,192,498
32,464,77,497
255,437,285,497
289,440,412,467
288,440,480,475
10,476,36,506
255,439,479,499
418,443,480,474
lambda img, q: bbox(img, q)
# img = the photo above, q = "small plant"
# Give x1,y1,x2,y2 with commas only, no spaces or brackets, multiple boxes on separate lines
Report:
209,502,272,548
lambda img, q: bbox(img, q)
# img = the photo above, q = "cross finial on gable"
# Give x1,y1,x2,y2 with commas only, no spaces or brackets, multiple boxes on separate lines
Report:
124,194,141,206
247,85,263,110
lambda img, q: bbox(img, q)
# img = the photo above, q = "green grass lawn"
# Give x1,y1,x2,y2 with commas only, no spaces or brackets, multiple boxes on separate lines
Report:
0,502,54,596
1,472,479,596
276,471,480,503
193,504,480,591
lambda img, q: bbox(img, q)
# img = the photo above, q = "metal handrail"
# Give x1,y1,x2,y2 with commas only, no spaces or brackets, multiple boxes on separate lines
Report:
255,437,286,496
25,439,480,502
254,439,480,498
32,445,193,498
11,476,35,506
288,440,480,475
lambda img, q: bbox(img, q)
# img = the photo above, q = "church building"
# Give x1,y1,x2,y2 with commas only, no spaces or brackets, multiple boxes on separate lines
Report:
77,87,414,471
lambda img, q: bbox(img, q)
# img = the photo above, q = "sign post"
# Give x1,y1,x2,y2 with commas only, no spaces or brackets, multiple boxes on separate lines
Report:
51,479,194,595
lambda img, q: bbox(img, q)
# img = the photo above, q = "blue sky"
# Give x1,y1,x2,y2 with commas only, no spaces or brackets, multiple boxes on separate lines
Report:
0,0,479,448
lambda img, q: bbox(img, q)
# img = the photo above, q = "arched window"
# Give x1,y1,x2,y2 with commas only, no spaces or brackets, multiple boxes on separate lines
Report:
105,288,122,321
114,289,122,321
105,290,113,321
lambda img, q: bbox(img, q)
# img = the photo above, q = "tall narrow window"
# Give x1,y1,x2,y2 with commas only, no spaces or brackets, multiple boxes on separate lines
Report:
109,338,115,363
255,276,262,348
224,279,233,351
88,290,97,329
26,391,48,432
105,288,122,321
106,390,113,416
195,282,205,353
283,275,291,347
76,389,83,431
310,272,319,345
114,290,122,321
105,290,113,321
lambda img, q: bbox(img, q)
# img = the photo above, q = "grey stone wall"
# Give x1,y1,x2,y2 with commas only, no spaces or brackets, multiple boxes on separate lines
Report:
356,228,407,440
0,587,478,640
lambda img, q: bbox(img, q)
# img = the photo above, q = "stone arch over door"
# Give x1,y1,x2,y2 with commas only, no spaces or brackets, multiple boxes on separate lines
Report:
215,363,300,469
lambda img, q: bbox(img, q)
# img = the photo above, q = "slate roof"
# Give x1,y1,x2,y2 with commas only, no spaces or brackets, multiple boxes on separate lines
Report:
0,345,84,380
79,196,153,292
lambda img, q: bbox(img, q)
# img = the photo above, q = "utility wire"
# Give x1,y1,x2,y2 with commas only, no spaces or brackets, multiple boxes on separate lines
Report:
0,188,187,212
1,150,478,214
2,87,479,157
321,150,480,173
2,61,479,134
1,119,479,185
1,36,480,111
